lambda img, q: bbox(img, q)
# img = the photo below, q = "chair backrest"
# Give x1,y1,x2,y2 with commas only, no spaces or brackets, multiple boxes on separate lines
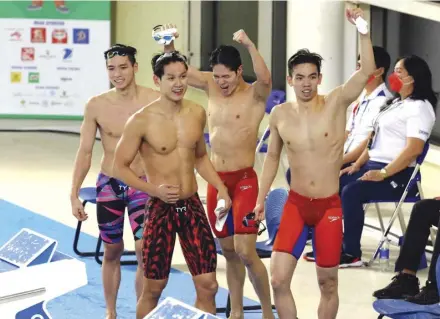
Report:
265,90,286,115
437,252,440,293
417,142,430,165
264,188,288,244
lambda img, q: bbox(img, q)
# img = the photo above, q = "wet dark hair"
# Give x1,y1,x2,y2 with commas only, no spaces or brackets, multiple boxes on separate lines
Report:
386,55,437,111
209,45,242,72
151,51,188,78
287,49,323,76
103,44,137,65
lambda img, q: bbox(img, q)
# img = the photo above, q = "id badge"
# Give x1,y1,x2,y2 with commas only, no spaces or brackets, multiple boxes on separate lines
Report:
370,126,380,149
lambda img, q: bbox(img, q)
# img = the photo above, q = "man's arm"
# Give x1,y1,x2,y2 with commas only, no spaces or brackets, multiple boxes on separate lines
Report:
194,109,226,191
339,8,375,106
343,137,369,165
163,28,211,92
112,114,158,196
256,107,284,205
233,30,272,101
70,98,98,200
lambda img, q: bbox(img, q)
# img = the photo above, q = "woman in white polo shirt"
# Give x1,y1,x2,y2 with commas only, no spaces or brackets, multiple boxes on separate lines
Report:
337,54,437,268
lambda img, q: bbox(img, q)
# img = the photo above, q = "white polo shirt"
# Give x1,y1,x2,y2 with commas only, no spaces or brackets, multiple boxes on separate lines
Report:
344,83,392,154
368,98,436,166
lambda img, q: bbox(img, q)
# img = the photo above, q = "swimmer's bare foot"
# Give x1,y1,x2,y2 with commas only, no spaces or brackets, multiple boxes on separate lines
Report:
105,311,116,319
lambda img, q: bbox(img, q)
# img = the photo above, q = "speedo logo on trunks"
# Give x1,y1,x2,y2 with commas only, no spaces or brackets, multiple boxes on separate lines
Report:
240,185,252,191
328,216,341,222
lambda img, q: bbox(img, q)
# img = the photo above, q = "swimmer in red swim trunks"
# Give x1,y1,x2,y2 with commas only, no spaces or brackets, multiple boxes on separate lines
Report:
254,8,375,319
162,25,274,319
113,51,231,318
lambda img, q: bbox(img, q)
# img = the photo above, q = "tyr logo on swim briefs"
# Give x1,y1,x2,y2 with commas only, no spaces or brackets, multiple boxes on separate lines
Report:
328,216,340,222
118,185,128,191
176,206,187,213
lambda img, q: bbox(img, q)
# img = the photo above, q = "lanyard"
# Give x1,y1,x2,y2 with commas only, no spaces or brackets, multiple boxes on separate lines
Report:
368,99,403,150
349,98,370,133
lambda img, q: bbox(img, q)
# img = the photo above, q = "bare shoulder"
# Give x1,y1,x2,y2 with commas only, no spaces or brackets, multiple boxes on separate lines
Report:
271,101,291,117
84,90,113,115
185,100,206,120
138,85,160,102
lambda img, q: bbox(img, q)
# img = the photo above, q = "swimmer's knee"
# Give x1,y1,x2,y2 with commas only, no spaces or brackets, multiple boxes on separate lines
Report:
194,273,218,299
318,275,338,297
234,238,258,266
142,279,167,300
219,237,238,260
270,272,290,293
103,242,124,261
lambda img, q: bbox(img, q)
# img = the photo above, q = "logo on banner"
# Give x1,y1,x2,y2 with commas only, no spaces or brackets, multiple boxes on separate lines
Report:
10,30,22,41
28,72,40,84
31,27,46,43
21,48,35,61
73,28,89,44
39,50,56,60
63,48,73,61
52,29,68,44
10,72,22,83
60,76,72,82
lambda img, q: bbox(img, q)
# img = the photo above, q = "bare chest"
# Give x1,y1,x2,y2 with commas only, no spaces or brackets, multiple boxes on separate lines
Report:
207,97,264,131
145,115,202,155
279,111,344,153
97,105,143,138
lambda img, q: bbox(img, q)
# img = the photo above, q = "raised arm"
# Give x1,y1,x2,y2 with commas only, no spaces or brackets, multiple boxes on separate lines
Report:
255,106,284,211
161,24,211,92
112,114,158,197
70,98,98,221
232,29,272,101
339,8,375,106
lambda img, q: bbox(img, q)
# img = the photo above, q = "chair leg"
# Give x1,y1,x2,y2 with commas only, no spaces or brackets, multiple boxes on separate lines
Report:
374,203,386,233
215,293,231,316
73,201,104,258
368,197,409,266
215,293,277,316
396,204,407,234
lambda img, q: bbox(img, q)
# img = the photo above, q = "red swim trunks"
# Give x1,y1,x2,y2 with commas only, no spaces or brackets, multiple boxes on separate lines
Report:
273,190,343,268
207,167,259,238
142,193,217,280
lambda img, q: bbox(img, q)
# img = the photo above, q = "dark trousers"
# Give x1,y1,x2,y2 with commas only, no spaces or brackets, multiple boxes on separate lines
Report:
395,199,440,283
339,160,417,258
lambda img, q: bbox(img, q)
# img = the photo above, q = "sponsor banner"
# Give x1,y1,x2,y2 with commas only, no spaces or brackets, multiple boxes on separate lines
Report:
0,1,110,118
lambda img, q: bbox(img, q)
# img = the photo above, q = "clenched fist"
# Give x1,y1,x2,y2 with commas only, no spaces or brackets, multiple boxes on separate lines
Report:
232,29,254,48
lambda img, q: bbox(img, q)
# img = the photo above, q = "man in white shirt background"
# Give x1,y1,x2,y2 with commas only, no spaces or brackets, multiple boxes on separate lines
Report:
343,46,393,167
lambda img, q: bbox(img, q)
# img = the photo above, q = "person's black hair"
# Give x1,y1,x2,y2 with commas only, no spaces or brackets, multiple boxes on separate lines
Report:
209,45,242,72
386,55,437,112
151,51,188,78
103,44,137,65
287,49,323,76
357,46,390,81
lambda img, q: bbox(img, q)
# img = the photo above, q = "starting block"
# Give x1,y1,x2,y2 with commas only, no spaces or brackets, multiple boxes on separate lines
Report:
145,297,221,319
0,228,87,319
